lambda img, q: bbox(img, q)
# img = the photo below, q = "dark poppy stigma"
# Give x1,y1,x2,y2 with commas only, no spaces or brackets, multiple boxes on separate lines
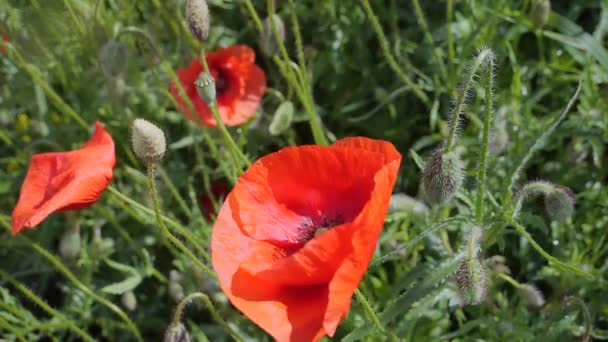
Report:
298,214,345,243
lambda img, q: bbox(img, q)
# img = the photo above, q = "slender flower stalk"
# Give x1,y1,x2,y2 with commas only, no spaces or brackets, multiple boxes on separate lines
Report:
411,0,447,82
355,289,400,341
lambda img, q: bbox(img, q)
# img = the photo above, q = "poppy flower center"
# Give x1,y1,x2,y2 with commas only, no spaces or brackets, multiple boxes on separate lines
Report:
298,214,344,243
214,69,230,95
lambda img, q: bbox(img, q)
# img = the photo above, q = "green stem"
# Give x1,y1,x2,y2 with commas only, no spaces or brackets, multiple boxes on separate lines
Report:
359,0,430,107
243,0,264,32
145,165,217,279
158,166,193,218
354,289,399,341
0,218,143,341
474,55,495,223
447,0,455,72
170,292,245,342
0,315,27,342
506,218,592,278
512,180,555,218
496,272,521,289
444,48,495,153
0,269,96,342
411,0,447,82
61,0,85,34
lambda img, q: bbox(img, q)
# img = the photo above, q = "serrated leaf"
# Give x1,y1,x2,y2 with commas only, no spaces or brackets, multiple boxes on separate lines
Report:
100,275,142,295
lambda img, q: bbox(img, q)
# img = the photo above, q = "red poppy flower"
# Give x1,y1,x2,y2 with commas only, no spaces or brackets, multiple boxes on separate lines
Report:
1,34,8,55
211,137,402,341
169,45,266,127
199,181,231,220
11,122,116,235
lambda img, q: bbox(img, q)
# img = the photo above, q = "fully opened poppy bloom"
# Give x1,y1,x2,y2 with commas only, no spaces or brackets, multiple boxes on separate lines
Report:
211,137,402,341
169,45,266,127
11,122,115,235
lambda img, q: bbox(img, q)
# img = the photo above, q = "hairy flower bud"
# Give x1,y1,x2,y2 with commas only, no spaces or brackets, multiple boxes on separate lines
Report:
520,284,545,308
260,14,285,56
131,118,166,165
421,150,464,205
194,72,216,104
186,0,210,41
389,193,429,216
164,322,192,342
530,0,551,29
122,291,137,311
99,40,128,78
544,186,575,222
59,227,81,259
455,257,488,305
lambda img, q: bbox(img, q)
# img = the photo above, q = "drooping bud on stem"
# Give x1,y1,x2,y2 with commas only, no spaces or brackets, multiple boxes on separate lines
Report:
131,118,167,165
520,284,545,308
194,72,216,104
122,290,137,311
186,0,210,41
164,322,192,342
268,101,294,135
455,225,488,305
530,0,551,29
260,14,285,56
421,149,464,205
544,185,575,222
59,221,81,259
99,40,128,78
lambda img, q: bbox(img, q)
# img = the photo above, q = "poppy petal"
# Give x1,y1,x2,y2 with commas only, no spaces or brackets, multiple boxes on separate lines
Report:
11,122,115,235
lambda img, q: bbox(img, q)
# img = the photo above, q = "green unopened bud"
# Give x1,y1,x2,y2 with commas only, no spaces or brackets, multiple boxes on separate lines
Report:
131,118,166,165
99,40,128,78
186,0,210,41
530,0,551,29
520,284,545,308
488,255,511,274
122,291,137,311
455,257,488,305
194,72,216,104
164,322,192,342
388,193,429,216
421,150,464,205
260,14,285,56
544,186,575,222
269,101,294,135
59,226,81,259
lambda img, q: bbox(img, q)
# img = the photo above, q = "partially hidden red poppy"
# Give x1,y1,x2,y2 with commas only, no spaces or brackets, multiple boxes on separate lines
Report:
199,181,231,220
169,45,266,127
1,34,9,55
211,137,402,341
11,122,116,235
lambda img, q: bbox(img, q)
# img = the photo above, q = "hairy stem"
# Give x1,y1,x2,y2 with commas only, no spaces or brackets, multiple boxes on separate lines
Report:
354,289,399,341
475,54,495,223
412,0,447,82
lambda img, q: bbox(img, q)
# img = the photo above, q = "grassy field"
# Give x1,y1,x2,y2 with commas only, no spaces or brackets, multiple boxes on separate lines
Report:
1,0,607,341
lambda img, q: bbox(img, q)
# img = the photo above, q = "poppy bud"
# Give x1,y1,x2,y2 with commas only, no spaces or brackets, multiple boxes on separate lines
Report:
388,193,429,216
131,118,167,165
520,283,545,308
260,14,285,56
455,257,488,305
122,291,137,311
530,0,550,29
59,228,81,259
186,0,210,41
544,185,575,222
99,40,128,78
194,72,216,104
421,150,464,205
268,101,294,135
164,322,192,342
490,124,509,155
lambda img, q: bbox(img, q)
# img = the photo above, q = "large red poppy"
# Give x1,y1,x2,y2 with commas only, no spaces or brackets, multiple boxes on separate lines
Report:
169,45,266,127
11,121,115,235
211,137,402,341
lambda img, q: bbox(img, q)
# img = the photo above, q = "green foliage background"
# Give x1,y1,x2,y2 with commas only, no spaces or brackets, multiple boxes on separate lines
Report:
0,0,607,340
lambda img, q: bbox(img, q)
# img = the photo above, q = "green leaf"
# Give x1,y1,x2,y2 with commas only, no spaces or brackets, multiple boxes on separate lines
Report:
100,275,142,295
269,101,294,135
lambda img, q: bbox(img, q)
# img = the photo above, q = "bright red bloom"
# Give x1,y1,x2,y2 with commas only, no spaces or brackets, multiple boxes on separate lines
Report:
211,137,402,341
169,45,266,127
11,122,116,235
1,34,8,54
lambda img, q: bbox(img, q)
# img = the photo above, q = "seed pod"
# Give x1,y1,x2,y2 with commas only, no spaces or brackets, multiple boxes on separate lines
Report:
164,322,192,342
260,14,285,56
99,40,128,78
520,284,545,308
59,229,81,259
269,101,294,135
122,291,137,311
131,118,167,165
530,0,551,29
544,186,575,222
186,0,210,41
455,257,488,305
421,150,464,205
194,72,216,104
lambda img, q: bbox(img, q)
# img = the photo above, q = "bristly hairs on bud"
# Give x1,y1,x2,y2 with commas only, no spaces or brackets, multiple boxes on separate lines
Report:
131,118,167,165
513,180,575,221
420,147,464,205
194,72,216,104
530,0,551,29
186,0,210,41
99,40,128,79
520,283,545,308
455,225,488,305
164,322,191,342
